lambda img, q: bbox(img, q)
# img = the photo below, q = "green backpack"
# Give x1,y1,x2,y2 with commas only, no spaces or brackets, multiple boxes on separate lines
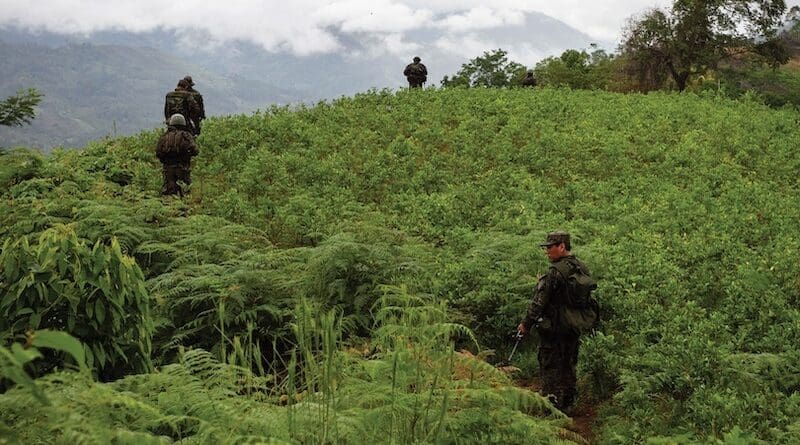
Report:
552,259,600,335
165,91,190,118
156,129,194,158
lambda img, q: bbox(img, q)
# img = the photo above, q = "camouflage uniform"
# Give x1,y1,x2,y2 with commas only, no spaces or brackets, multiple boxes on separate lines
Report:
156,117,198,197
164,80,201,135
404,57,428,89
522,71,537,87
521,232,591,411
183,75,205,135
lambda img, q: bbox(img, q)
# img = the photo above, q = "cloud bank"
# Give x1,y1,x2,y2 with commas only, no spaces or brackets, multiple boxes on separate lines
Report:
2,0,795,56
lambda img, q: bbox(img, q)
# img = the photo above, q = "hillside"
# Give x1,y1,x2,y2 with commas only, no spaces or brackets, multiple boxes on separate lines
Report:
1,88,799,444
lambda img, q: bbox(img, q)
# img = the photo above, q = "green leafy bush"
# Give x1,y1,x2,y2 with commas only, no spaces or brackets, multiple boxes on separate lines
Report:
0,225,153,377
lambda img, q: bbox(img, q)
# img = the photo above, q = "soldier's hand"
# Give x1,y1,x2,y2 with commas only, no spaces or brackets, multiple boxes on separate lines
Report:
517,323,527,336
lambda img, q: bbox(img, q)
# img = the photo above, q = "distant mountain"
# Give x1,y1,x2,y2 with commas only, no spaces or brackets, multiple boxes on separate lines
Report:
0,12,602,150
0,40,302,150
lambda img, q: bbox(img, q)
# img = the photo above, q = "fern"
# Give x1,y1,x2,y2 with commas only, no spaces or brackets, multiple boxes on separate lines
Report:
0,148,44,191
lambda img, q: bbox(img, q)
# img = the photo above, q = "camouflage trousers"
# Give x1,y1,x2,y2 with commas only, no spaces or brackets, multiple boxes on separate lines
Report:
161,162,191,197
538,334,580,410
408,79,424,89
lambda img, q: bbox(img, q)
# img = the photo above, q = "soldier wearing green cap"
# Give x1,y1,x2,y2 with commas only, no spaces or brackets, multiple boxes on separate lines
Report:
517,230,594,413
183,75,205,135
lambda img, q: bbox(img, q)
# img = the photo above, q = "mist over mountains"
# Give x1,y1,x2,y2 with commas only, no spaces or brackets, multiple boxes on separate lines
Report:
0,11,604,151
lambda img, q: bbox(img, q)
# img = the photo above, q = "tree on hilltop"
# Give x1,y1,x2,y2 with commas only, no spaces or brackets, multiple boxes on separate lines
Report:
534,45,617,89
621,0,788,92
441,49,528,88
0,88,43,126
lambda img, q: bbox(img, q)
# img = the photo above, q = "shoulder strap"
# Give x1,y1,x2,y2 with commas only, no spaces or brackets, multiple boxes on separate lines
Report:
551,259,573,280
180,130,194,145
167,130,181,148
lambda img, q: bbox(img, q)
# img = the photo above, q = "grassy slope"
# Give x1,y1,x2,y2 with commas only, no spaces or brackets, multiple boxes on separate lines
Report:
1,87,799,444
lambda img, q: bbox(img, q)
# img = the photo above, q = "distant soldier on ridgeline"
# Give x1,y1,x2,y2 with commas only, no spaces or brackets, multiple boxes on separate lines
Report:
522,70,537,88
164,79,201,135
156,114,199,197
183,75,205,135
403,56,428,89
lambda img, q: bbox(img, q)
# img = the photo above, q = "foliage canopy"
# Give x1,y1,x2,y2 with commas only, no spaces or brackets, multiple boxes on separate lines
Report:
621,0,788,91
534,46,617,90
0,88,43,127
441,49,528,88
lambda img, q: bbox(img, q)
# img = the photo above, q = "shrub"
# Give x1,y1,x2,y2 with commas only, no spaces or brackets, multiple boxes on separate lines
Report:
0,225,153,378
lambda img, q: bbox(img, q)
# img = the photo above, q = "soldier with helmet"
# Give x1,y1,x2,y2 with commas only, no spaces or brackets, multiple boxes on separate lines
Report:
517,231,594,414
403,56,428,89
182,75,205,135
156,114,198,196
164,79,201,135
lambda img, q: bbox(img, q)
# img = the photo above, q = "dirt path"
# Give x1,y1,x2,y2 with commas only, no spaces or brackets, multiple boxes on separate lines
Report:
566,397,598,444
517,377,598,445
460,351,599,443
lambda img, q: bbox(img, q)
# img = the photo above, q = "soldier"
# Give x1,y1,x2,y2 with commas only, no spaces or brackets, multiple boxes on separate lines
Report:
517,231,593,414
155,114,198,197
522,70,537,87
164,79,201,135
403,56,428,89
183,75,205,135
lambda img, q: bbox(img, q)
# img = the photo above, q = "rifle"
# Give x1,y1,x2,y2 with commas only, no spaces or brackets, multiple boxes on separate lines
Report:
506,329,525,363
506,316,545,363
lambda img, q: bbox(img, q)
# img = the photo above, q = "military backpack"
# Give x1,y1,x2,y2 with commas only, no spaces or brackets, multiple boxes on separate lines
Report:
552,258,599,335
156,129,195,159
165,91,193,120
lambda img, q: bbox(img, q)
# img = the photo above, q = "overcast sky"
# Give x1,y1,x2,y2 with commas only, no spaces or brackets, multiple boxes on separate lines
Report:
1,0,798,56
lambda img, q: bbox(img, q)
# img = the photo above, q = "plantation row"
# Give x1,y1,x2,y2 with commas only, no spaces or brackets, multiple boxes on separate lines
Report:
1,87,799,444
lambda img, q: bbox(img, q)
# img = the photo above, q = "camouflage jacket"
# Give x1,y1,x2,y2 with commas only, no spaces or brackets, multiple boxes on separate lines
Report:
186,87,206,120
522,75,537,87
522,255,589,333
404,63,428,80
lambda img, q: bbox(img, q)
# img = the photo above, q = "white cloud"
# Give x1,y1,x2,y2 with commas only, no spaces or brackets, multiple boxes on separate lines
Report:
434,33,501,59
505,43,550,67
434,33,548,67
0,0,344,54
1,0,797,55
314,0,433,33
378,33,421,55
435,7,526,32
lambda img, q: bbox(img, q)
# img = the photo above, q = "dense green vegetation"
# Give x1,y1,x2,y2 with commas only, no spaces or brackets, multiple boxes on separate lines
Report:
1,87,799,444
440,49,527,88
701,64,800,108
619,0,787,92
